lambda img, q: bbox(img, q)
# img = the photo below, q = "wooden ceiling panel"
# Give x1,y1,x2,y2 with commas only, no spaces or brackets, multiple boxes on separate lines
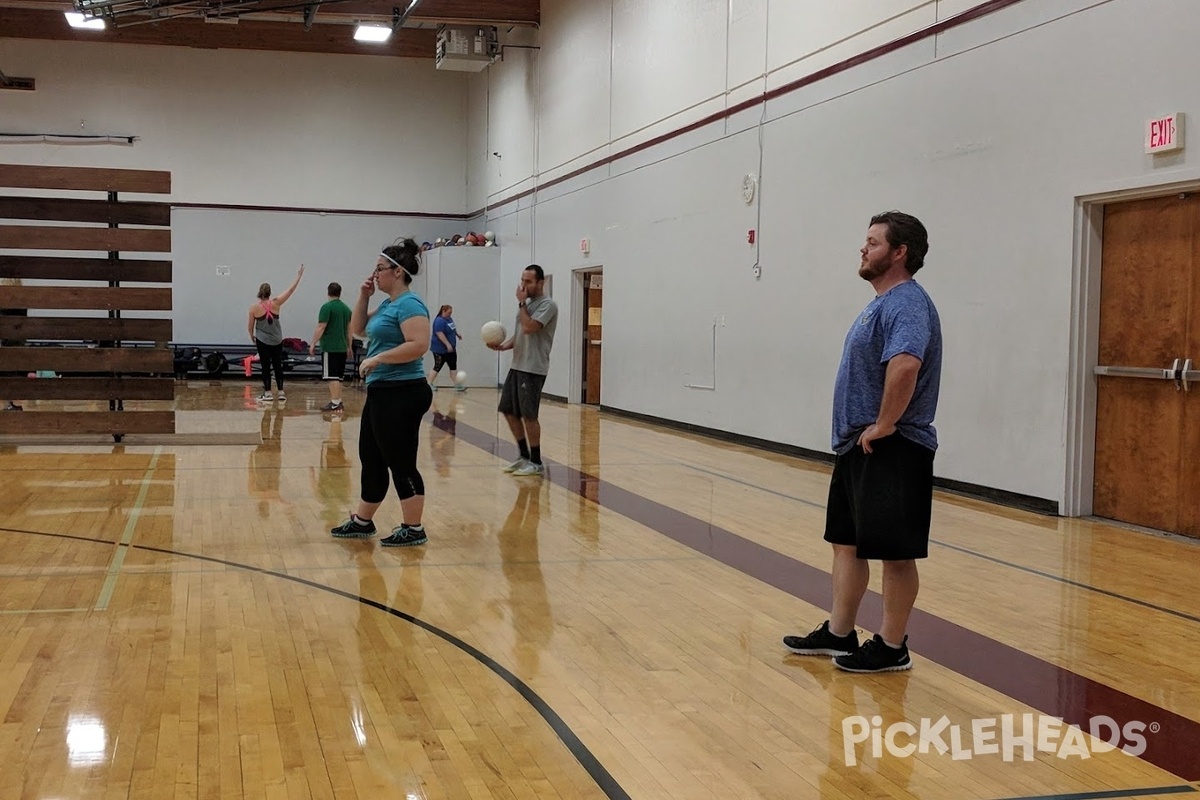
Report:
0,0,536,56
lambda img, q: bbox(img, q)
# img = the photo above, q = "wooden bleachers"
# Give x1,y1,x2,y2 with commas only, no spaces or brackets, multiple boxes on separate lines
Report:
0,163,174,437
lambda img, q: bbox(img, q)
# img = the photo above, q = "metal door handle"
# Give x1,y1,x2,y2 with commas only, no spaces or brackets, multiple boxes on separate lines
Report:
1174,357,1183,390
1183,358,1194,392
1093,362,1179,380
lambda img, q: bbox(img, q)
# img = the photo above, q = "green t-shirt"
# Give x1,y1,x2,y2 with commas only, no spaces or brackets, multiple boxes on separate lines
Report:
318,299,352,353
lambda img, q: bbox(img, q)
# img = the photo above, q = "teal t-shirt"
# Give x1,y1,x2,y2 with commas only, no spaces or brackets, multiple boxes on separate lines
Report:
364,291,429,385
318,299,352,353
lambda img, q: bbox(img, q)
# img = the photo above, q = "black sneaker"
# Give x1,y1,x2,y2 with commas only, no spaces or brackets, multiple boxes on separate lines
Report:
380,525,427,547
783,621,859,656
331,516,376,538
321,402,344,412
833,634,912,673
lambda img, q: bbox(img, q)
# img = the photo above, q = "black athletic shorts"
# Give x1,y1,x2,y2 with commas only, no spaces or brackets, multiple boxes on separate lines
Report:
322,351,347,381
497,369,546,419
432,352,458,372
823,433,935,560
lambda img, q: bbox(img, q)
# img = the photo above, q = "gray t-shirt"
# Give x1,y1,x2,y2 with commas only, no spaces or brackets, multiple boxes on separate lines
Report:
831,280,942,454
511,294,558,375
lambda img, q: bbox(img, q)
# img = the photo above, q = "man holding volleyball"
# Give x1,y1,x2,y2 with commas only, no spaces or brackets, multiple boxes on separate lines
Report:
487,264,558,477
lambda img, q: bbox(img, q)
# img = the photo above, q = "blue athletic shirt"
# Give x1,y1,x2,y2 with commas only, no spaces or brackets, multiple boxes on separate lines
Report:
430,315,456,355
364,291,429,385
831,280,942,454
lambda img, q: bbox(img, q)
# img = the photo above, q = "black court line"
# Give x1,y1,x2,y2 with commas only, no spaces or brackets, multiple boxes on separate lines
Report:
683,462,1200,626
450,420,1200,782
0,525,631,800
994,784,1198,800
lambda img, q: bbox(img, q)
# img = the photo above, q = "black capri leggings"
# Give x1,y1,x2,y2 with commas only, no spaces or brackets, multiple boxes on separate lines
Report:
255,340,285,392
359,380,434,503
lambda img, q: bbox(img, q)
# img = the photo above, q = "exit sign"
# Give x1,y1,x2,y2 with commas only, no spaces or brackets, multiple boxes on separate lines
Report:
1146,113,1184,154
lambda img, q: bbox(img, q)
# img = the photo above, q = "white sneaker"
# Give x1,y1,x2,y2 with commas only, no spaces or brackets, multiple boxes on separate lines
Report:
502,458,527,473
257,392,273,403
276,391,287,402
511,462,545,477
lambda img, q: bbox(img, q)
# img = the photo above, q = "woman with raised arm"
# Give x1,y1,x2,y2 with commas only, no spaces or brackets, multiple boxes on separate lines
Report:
331,239,433,547
248,264,304,403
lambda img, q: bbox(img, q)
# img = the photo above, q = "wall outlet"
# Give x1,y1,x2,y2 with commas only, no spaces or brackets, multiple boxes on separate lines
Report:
216,265,231,276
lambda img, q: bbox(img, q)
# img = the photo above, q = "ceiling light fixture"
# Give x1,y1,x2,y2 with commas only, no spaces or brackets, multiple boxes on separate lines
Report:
353,23,391,42
65,11,106,29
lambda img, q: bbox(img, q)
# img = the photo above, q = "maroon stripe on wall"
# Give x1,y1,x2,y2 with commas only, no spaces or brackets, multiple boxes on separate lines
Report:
170,201,474,220
449,420,1200,782
471,0,1027,218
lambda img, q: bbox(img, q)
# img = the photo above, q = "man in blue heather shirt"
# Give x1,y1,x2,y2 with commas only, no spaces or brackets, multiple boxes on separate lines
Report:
784,211,942,673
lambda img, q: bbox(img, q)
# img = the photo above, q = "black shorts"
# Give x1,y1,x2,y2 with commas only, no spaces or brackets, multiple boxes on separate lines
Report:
322,351,347,381
824,434,935,560
497,369,546,419
432,352,458,372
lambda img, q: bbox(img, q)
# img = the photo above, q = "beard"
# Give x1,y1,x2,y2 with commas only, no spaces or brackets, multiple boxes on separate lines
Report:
858,254,891,281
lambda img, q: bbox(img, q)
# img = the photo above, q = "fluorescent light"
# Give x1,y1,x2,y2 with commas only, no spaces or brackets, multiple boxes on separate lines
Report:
353,23,391,42
65,11,106,29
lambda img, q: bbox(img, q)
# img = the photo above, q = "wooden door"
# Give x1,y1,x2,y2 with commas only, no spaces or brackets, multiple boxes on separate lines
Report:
583,272,602,405
1094,193,1199,536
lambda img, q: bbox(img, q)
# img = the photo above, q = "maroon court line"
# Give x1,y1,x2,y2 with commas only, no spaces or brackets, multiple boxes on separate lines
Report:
448,420,1200,781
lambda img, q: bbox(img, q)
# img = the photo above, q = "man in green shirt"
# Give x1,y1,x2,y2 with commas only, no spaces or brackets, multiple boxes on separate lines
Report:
309,282,353,412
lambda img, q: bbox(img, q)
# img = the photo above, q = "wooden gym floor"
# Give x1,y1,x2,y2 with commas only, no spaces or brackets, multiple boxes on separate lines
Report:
0,381,1197,800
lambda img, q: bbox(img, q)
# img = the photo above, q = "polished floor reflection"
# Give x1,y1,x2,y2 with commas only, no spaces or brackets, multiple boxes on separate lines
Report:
0,382,1197,799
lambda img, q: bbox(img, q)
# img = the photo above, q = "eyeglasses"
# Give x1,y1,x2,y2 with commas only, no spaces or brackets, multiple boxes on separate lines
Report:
374,264,396,273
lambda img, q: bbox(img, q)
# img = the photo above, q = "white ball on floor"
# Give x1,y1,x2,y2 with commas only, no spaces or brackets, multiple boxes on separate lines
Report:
454,370,467,385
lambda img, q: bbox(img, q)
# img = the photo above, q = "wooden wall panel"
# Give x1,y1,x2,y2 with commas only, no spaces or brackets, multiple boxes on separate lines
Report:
0,348,173,373
0,225,171,253
0,377,175,401
1,162,176,438
0,256,172,283
0,196,170,226
0,317,172,342
3,287,171,311
0,411,175,435
0,164,171,194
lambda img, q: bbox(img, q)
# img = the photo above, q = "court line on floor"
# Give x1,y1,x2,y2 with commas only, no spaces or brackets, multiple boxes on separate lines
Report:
130,542,632,800
0,607,90,615
94,446,161,611
449,420,1200,782
682,462,1200,626
0,522,633,800
993,784,1198,799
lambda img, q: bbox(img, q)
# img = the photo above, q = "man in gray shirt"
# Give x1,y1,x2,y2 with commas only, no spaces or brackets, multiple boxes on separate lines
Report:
489,264,559,477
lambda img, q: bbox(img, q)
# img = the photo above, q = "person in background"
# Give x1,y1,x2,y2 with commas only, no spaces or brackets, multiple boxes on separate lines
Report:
248,265,304,403
428,304,465,391
488,265,559,478
310,282,353,412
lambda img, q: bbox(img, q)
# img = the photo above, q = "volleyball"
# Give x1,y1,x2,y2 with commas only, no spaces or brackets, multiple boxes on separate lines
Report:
481,321,506,347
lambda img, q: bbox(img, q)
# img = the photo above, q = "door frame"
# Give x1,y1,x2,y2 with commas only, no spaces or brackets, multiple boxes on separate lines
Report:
1065,170,1200,517
569,266,603,405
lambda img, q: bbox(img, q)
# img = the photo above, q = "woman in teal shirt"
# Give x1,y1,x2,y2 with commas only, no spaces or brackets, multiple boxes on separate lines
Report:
330,238,433,547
